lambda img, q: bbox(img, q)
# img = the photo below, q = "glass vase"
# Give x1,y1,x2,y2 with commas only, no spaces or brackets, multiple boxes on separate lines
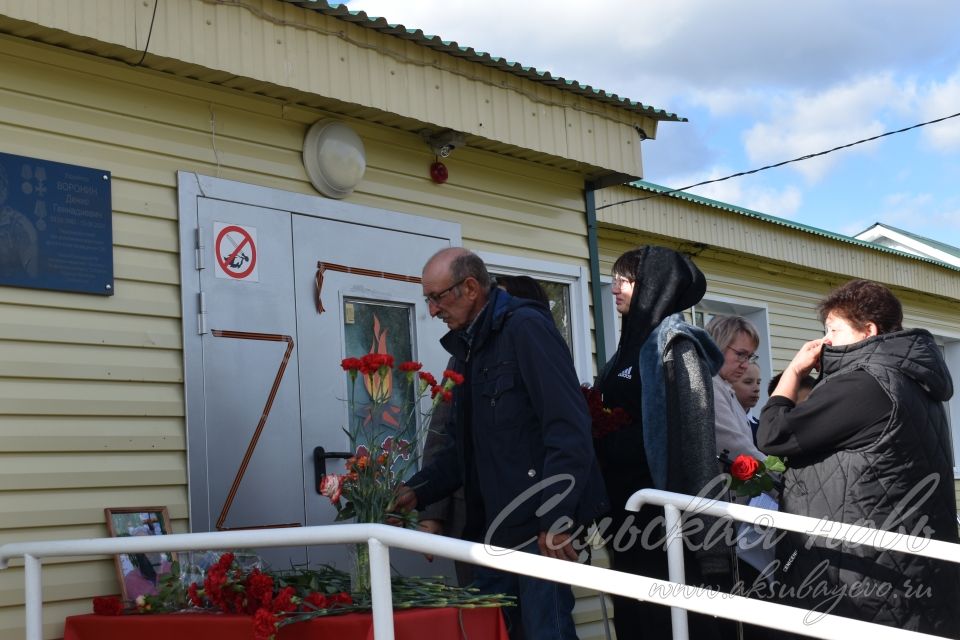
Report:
349,542,371,595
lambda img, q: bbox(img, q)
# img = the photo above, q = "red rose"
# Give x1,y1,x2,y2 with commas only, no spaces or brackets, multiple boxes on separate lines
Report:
730,454,761,481
398,361,422,372
93,595,123,616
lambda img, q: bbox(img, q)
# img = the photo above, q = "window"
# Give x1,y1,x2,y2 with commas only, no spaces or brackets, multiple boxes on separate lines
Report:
687,298,773,411
598,289,772,407
479,252,592,383
932,334,960,477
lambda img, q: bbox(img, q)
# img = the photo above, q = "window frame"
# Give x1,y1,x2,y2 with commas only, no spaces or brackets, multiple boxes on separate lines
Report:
479,251,592,383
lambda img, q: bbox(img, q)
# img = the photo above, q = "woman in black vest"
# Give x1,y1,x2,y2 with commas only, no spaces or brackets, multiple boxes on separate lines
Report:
758,279,959,637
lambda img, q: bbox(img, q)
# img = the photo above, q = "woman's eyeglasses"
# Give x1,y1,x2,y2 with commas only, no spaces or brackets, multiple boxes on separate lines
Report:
727,347,759,364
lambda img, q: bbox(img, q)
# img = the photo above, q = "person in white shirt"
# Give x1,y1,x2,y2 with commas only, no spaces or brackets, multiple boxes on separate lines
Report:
705,315,765,462
733,362,762,441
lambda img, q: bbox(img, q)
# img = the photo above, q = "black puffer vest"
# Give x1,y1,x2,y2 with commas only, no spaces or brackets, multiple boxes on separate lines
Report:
778,329,959,637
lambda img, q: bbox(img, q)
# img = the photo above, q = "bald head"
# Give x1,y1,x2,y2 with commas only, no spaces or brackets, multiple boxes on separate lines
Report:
422,247,491,330
424,248,491,289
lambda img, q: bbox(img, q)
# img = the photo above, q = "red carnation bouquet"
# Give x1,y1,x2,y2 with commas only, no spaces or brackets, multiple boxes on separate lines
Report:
718,450,785,497
581,384,631,439
323,354,463,527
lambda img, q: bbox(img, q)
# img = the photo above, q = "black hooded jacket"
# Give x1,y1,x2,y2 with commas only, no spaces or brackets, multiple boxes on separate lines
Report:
758,329,959,637
597,247,728,574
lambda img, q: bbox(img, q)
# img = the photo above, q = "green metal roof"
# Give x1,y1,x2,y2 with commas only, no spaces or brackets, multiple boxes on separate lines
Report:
628,180,960,272
282,1,686,122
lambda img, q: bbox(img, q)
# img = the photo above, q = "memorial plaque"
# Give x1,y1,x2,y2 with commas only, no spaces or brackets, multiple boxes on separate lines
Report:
0,151,113,295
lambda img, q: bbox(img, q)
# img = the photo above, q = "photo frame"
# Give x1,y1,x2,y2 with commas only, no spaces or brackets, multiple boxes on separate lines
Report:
104,506,176,602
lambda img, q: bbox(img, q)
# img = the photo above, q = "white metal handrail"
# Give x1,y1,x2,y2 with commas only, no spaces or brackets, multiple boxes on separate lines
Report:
626,488,960,640
0,520,948,640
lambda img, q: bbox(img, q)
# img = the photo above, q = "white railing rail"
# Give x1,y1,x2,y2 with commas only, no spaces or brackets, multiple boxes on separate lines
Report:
626,488,960,640
0,509,950,640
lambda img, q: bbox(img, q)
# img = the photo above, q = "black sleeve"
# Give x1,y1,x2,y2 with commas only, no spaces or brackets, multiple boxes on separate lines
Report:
757,370,891,457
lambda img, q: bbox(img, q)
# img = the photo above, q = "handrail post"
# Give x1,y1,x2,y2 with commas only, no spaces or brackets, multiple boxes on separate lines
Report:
663,504,689,640
24,554,42,640
368,537,394,640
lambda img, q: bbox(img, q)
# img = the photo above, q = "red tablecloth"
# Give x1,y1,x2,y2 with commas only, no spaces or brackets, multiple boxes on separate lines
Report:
63,608,509,640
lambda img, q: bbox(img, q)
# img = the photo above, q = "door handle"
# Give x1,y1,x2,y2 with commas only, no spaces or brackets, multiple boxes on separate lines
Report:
313,446,353,493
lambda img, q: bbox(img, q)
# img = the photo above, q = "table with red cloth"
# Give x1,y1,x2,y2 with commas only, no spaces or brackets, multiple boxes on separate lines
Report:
63,607,509,640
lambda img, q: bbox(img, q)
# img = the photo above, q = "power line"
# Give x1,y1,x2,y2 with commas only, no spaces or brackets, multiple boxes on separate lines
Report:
595,110,960,210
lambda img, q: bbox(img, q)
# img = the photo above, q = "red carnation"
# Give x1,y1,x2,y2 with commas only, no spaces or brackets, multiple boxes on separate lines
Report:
341,357,362,371
331,591,353,605
93,595,123,616
730,454,761,481
304,591,329,609
271,586,297,613
398,361,422,372
442,390,453,404
252,607,279,640
443,369,465,385
245,569,274,612
418,371,437,387
187,583,204,608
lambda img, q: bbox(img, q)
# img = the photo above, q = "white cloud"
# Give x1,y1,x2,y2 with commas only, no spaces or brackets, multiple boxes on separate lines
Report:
662,165,803,219
742,75,909,183
919,72,960,152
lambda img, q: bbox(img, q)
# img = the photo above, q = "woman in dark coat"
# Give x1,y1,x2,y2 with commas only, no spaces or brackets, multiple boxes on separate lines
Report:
758,279,959,637
595,246,732,640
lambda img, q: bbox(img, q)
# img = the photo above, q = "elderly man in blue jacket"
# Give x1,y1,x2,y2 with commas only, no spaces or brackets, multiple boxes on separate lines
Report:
395,247,608,640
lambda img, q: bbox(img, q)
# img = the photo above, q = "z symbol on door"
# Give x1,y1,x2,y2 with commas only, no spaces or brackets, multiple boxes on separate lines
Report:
214,222,259,282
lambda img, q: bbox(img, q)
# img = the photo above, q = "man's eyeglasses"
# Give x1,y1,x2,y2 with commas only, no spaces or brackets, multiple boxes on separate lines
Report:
611,275,634,288
424,278,465,305
727,347,759,364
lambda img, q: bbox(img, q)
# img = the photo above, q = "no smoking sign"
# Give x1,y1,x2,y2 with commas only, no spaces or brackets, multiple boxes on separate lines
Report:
214,222,259,282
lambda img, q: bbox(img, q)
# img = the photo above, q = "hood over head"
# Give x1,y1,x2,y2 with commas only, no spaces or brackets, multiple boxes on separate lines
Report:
617,246,707,355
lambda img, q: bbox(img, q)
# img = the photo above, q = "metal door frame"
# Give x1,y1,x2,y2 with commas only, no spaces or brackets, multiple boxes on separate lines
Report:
176,172,461,531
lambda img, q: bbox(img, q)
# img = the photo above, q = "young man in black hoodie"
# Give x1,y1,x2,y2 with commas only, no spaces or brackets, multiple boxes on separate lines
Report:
595,246,733,640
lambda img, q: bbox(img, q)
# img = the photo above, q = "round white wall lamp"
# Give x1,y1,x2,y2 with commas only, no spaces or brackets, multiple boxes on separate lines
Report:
302,119,366,199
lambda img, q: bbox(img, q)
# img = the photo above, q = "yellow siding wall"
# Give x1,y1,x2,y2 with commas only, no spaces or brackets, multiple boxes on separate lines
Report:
0,35,589,639
0,0,651,177
596,185,960,301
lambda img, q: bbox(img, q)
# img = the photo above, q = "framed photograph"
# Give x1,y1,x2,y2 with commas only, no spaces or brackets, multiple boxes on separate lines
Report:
104,507,176,602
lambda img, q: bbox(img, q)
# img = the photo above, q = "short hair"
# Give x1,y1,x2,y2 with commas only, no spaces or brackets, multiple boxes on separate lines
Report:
817,279,903,335
611,248,643,281
448,250,491,290
496,275,549,307
705,315,759,351
768,371,817,396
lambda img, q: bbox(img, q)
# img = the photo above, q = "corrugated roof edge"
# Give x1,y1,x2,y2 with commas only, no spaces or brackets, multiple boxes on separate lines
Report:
628,180,960,273
859,222,960,260
283,1,686,122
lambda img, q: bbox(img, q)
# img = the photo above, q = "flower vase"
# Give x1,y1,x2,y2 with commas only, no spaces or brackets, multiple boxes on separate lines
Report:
349,543,371,595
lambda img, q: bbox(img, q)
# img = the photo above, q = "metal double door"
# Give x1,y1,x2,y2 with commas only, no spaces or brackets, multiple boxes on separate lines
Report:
185,189,454,574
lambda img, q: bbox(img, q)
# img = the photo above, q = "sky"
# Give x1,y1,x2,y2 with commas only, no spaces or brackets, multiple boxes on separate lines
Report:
341,0,960,250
